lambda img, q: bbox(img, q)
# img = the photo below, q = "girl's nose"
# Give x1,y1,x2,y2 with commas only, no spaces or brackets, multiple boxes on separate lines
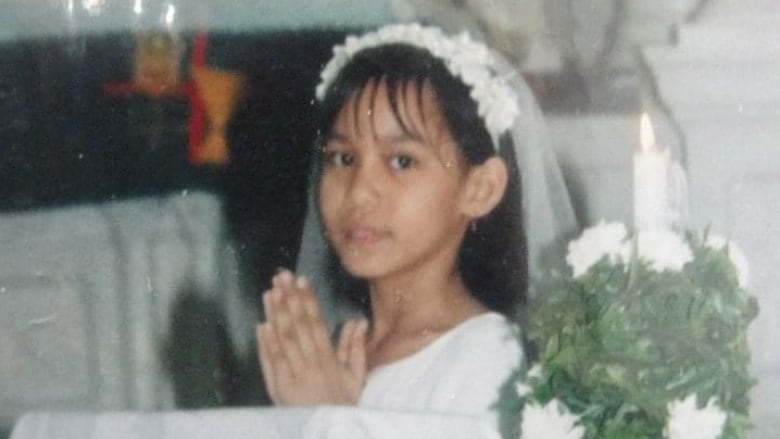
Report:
346,160,380,209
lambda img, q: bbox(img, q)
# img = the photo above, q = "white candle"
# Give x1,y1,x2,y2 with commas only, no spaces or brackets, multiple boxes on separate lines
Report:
634,113,671,230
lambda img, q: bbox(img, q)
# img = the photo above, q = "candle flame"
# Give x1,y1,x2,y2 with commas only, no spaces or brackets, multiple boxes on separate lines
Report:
640,113,656,152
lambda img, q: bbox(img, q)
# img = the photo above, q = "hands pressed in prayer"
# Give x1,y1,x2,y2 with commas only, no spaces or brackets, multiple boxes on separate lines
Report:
256,270,369,405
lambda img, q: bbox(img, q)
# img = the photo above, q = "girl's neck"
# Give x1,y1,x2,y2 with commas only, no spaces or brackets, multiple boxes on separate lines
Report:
363,268,486,371
367,268,485,338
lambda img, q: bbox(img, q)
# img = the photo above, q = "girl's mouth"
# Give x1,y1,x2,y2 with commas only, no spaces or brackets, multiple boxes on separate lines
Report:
343,225,386,246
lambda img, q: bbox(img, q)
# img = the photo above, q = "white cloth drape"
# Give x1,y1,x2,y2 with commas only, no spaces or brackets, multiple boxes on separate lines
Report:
10,408,502,439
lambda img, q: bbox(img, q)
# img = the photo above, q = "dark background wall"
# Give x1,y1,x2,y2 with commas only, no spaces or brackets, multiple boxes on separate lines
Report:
0,28,352,291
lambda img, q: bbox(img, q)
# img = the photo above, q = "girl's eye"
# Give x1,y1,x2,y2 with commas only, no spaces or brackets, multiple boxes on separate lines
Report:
325,151,354,167
389,154,415,170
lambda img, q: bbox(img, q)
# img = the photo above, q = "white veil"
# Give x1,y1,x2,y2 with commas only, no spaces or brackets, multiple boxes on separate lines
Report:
295,40,578,327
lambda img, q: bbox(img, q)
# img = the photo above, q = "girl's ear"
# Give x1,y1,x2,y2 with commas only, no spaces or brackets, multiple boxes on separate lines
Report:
460,156,508,219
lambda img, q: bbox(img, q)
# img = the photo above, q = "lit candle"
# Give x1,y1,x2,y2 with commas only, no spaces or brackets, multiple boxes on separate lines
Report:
634,113,671,230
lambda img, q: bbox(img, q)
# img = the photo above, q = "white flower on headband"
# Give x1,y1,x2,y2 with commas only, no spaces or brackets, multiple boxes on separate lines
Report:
315,23,520,149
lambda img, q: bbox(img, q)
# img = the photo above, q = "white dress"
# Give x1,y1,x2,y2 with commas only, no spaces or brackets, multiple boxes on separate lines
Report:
358,312,524,425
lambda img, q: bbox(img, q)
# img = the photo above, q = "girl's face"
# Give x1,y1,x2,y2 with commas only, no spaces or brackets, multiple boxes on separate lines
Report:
319,79,472,282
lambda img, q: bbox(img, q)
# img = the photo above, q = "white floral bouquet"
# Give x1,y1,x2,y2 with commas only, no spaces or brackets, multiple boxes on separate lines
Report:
516,221,758,439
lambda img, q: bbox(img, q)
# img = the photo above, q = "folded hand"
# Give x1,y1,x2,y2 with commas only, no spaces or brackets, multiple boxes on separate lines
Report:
256,270,368,405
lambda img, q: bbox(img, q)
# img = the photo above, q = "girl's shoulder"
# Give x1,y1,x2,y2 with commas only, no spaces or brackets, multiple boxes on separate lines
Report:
436,312,523,362
366,311,522,377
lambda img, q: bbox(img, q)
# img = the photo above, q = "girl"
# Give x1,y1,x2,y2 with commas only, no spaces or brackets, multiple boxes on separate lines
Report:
256,23,575,424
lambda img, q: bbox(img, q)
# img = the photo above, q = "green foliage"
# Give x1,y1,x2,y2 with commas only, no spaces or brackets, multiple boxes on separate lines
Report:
526,233,758,438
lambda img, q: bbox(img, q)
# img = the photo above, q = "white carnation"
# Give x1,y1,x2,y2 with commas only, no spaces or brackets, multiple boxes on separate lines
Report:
566,221,628,277
516,381,532,398
527,363,544,380
665,395,727,439
629,229,693,272
705,235,750,288
516,363,544,398
344,35,361,55
474,79,519,143
457,63,490,85
521,399,585,439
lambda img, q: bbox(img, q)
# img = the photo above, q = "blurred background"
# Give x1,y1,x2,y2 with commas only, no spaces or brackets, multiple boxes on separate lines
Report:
0,0,778,437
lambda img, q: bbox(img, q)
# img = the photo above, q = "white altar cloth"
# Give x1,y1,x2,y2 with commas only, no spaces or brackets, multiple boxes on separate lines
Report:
10,407,502,439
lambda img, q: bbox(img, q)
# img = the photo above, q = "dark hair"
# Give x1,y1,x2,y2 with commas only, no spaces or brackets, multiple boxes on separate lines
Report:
313,44,527,318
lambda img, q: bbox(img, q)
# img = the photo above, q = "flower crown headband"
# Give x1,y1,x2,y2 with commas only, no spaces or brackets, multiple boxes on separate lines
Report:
315,23,520,150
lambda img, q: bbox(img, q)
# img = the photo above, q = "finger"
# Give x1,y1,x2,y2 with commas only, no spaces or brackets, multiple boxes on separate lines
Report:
283,287,320,365
256,323,279,403
261,289,275,322
348,319,369,381
264,323,296,405
269,289,307,375
297,277,334,356
259,322,290,403
295,274,312,292
273,269,296,292
337,319,358,365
